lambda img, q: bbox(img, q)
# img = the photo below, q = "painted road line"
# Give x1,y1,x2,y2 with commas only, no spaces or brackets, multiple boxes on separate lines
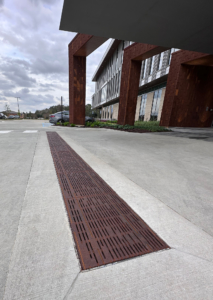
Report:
0,130,13,134
23,130,38,133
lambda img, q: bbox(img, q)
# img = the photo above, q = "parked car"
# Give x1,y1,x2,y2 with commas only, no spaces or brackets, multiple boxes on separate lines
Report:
0,113,7,119
85,116,95,123
8,115,15,119
49,111,69,124
49,111,95,125
13,115,20,119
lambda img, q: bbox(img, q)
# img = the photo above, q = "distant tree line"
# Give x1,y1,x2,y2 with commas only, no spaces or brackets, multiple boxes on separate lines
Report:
21,104,100,119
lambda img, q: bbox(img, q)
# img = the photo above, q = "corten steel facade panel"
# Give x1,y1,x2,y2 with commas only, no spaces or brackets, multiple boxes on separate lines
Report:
69,55,86,124
118,43,169,125
160,50,213,127
69,34,107,125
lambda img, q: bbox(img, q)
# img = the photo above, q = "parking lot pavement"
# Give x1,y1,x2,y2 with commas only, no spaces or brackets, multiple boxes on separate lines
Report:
0,126,38,298
59,126,213,236
1,121,213,299
0,120,62,299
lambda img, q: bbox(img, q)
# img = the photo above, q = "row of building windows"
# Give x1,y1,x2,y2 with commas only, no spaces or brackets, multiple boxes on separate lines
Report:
101,105,113,119
139,88,163,121
139,48,178,82
101,87,164,121
95,41,133,94
92,70,122,107
92,42,179,109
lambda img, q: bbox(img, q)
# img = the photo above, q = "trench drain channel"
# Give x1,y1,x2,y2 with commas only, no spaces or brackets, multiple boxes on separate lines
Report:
47,132,169,270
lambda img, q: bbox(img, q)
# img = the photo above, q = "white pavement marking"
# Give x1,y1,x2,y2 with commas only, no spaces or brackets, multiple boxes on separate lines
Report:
0,131,12,134
23,130,38,133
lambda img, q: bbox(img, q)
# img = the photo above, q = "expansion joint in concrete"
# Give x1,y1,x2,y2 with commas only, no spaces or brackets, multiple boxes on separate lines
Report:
63,272,80,300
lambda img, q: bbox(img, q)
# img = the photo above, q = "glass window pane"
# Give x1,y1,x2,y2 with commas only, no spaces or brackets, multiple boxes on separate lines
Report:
158,53,163,70
139,93,147,118
149,56,155,75
142,60,147,79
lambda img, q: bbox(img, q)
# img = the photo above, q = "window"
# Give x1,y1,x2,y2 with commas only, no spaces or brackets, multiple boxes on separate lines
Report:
158,53,163,70
167,48,178,65
101,85,107,103
150,89,162,120
122,41,124,50
149,56,155,75
139,94,147,121
107,83,109,99
141,60,147,79
118,71,121,94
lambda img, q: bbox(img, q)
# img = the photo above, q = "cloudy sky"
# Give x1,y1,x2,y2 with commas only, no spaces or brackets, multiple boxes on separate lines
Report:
0,0,111,113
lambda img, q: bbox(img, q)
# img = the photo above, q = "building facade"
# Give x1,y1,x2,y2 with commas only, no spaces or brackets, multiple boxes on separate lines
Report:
92,40,179,122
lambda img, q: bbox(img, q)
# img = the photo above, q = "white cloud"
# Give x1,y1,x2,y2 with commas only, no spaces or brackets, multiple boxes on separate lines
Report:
0,0,111,112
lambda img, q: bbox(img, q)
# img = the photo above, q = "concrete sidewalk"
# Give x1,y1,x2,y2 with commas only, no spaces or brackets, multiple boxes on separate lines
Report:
1,122,213,299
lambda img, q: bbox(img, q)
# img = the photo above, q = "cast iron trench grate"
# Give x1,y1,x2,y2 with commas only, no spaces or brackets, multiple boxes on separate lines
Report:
47,132,169,270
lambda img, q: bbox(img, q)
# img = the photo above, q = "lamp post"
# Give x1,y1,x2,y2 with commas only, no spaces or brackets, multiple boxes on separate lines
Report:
15,97,20,116
61,96,63,122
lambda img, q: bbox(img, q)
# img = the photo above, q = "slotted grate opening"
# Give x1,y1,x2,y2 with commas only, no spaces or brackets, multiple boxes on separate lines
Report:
47,132,169,270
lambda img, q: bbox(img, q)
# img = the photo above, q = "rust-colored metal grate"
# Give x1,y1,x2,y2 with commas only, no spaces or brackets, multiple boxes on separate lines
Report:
47,132,169,270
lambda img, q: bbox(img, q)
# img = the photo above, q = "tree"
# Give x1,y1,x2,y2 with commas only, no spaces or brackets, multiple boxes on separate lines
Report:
85,104,92,117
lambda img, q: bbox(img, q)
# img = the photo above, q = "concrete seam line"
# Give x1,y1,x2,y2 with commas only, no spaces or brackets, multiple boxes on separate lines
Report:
173,248,213,264
2,131,40,300
63,272,80,300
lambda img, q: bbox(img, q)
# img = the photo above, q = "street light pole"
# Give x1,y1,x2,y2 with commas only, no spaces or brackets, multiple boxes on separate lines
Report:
61,96,63,123
15,97,20,116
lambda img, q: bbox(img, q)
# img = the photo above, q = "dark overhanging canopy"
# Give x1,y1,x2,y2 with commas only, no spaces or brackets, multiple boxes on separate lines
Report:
60,0,213,55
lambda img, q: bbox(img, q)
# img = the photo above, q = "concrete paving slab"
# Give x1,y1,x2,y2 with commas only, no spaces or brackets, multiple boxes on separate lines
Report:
69,249,213,300
59,133,213,262
0,128,38,299
58,128,213,236
3,132,80,300
57,132,213,299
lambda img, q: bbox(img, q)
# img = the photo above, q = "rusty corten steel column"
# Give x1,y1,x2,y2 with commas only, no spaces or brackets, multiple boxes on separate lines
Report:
118,57,141,126
69,34,108,125
160,50,213,127
69,55,86,125
118,43,169,126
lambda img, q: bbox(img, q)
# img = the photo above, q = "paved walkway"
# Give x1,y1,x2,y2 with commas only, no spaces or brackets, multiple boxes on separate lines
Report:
1,120,213,299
